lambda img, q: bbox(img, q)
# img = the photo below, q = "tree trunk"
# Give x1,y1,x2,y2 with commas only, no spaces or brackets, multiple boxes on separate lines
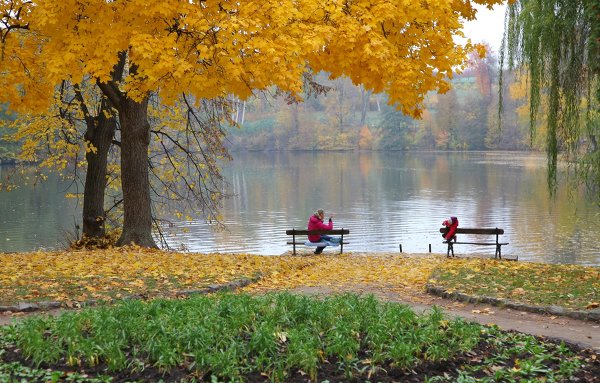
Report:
241,101,246,124
82,99,116,238
291,103,300,137
360,86,370,126
115,96,157,248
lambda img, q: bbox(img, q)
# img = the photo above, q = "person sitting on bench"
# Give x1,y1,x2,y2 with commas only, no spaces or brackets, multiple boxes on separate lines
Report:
442,216,459,241
307,209,341,254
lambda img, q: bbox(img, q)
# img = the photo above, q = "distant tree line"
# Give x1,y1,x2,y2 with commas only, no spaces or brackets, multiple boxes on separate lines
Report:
0,51,544,161
225,50,537,153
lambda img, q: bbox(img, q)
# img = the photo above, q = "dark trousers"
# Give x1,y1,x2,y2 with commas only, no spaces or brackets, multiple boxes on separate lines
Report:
314,235,338,254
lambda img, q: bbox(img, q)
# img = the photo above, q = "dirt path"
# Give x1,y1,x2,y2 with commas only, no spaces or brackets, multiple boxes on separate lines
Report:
0,309,59,326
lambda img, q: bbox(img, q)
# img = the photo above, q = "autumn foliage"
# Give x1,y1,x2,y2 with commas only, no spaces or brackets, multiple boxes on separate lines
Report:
2,0,502,117
2,0,506,247
2,249,598,313
0,250,441,306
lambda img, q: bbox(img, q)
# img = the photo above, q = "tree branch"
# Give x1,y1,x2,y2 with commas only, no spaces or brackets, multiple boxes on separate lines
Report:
96,50,128,108
73,84,94,126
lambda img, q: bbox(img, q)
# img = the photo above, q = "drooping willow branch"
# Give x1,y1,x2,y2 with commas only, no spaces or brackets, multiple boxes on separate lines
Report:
499,0,599,199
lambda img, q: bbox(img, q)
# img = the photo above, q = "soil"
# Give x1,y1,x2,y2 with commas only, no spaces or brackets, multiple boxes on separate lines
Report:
2,331,599,382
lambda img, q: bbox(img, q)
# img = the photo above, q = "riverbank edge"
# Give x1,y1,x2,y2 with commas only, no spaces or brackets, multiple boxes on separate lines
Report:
0,274,263,315
426,283,600,322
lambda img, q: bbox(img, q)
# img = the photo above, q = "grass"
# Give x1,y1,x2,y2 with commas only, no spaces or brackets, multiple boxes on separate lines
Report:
430,259,600,310
2,293,476,380
1,293,597,382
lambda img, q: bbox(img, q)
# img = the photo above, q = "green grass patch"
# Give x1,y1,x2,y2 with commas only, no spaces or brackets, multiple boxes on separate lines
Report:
1,292,597,382
2,293,477,381
431,259,600,310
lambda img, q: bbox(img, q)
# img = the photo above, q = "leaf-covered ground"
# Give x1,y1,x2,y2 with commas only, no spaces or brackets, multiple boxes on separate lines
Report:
0,250,448,307
245,253,443,298
1,250,600,382
431,258,600,310
1,250,599,313
0,249,319,305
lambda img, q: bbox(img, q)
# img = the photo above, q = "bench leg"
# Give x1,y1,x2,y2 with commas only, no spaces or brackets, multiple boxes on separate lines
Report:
293,235,296,255
340,234,344,254
495,232,502,259
447,242,454,257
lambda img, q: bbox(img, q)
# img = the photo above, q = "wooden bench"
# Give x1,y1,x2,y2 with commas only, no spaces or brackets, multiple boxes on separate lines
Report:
439,227,509,259
286,229,349,255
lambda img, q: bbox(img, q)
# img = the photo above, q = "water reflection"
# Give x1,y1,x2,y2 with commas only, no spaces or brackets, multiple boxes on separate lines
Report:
0,166,79,252
1,152,599,265
163,151,600,265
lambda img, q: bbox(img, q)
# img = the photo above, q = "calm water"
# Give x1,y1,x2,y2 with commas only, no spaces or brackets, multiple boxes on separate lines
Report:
1,152,599,265
0,165,79,252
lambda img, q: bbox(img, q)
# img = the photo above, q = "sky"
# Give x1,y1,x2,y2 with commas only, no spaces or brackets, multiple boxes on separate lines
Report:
461,3,507,55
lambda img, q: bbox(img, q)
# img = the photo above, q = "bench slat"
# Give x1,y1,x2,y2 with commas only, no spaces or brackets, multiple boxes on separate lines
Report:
439,227,504,235
446,242,509,246
286,229,350,235
287,241,349,245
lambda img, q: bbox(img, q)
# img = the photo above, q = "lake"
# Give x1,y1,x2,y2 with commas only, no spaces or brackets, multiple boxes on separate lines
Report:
1,151,599,265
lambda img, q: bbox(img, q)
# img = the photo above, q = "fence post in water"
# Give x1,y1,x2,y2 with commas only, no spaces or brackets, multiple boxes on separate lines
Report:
429,244,431,253
399,244,402,253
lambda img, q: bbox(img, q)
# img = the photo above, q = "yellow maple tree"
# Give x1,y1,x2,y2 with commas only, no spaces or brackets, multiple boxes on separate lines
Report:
1,0,504,247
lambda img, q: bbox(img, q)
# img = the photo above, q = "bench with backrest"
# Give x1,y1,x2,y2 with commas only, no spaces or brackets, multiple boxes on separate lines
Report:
439,227,509,259
286,229,349,255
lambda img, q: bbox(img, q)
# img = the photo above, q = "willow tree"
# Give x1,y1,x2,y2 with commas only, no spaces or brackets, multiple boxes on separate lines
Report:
501,0,600,199
2,0,503,247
